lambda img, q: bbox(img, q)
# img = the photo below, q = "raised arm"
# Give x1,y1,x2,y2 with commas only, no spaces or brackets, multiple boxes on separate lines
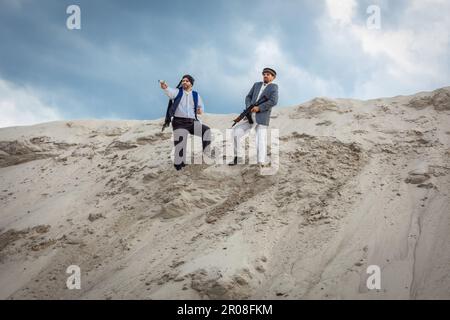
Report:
160,82,179,100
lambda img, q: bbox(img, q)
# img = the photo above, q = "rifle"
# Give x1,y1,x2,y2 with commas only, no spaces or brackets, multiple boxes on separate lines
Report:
161,120,170,132
231,96,269,128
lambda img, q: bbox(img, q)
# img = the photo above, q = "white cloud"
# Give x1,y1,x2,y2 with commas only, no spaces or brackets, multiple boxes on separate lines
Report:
318,0,450,99
0,78,63,128
251,37,345,104
325,0,357,26
186,24,345,108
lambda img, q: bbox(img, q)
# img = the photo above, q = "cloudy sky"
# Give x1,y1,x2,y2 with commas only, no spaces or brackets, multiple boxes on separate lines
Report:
0,0,449,127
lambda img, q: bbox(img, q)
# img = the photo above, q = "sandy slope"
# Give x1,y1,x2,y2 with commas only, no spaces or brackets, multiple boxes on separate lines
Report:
0,87,449,299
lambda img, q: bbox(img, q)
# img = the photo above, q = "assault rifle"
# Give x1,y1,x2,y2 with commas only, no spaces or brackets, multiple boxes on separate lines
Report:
231,96,268,128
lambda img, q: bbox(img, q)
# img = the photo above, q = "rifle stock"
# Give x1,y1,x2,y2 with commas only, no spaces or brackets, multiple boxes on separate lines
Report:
161,121,170,132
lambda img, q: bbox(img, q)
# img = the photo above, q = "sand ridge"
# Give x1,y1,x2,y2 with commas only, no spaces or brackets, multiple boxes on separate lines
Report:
0,86,449,299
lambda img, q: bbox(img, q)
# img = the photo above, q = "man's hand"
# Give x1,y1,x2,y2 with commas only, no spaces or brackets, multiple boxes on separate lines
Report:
251,106,260,113
160,81,168,90
196,108,203,115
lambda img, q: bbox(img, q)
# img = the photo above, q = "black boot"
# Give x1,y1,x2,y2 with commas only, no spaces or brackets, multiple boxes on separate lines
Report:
228,156,238,166
174,162,186,171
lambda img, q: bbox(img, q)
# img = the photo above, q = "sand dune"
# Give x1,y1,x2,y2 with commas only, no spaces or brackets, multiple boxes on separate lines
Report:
0,86,449,299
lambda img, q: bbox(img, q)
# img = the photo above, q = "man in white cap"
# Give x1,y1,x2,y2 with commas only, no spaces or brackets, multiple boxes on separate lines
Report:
229,67,278,167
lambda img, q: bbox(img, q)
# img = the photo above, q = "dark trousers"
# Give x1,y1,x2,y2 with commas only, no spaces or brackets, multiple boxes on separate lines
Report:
172,117,211,165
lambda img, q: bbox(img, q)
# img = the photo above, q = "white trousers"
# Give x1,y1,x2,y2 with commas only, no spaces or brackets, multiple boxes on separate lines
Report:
232,119,268,164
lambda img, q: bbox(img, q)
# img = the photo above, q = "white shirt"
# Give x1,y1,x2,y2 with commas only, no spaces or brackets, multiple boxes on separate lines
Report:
256,82,269,102
164,87,204,119
251,82,269,125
